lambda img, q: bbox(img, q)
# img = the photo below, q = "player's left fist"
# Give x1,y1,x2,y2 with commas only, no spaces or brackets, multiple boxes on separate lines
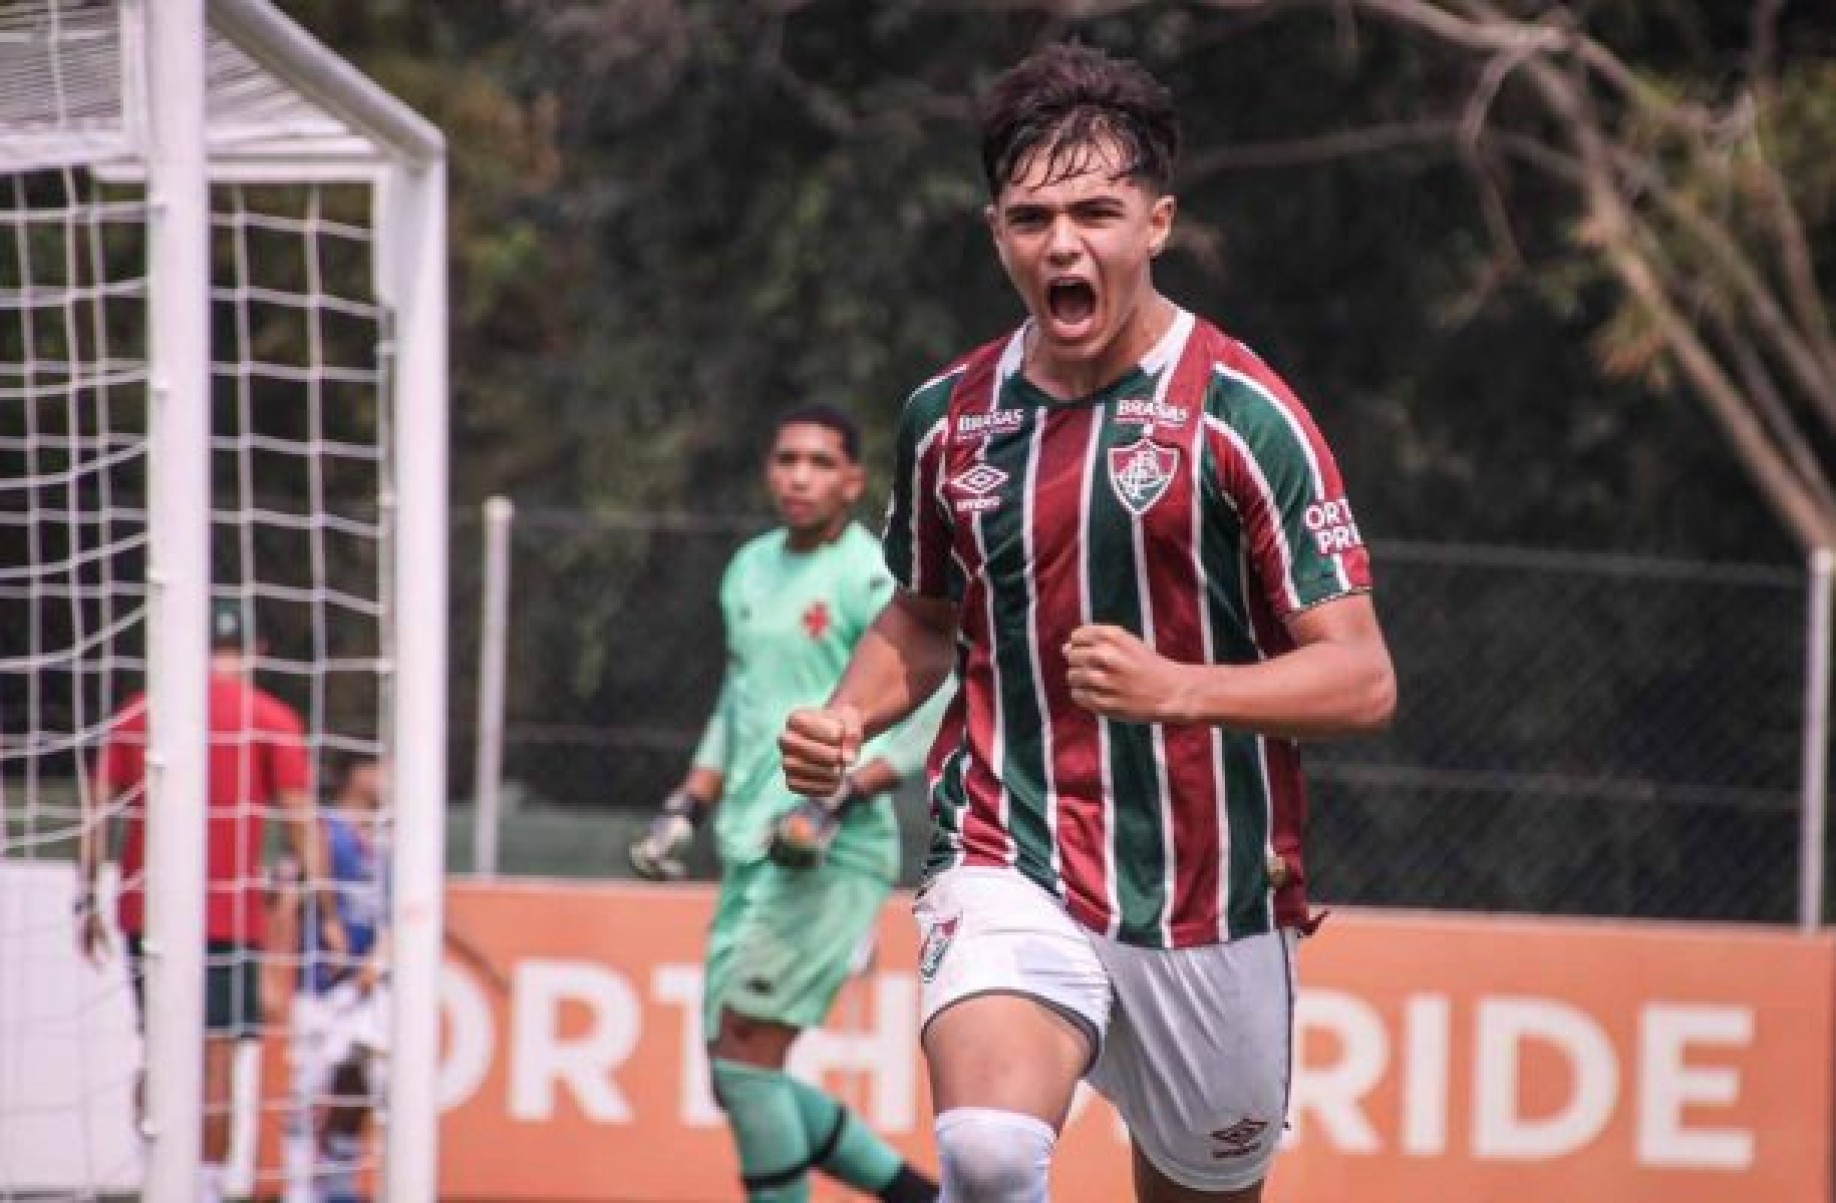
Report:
768,798,840,869
1064,624,1192,723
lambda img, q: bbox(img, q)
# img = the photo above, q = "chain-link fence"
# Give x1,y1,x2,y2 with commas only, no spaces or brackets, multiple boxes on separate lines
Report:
449,508,1825,925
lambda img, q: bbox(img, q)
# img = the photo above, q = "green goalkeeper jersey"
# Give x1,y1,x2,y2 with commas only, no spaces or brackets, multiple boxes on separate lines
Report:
692,521,947,881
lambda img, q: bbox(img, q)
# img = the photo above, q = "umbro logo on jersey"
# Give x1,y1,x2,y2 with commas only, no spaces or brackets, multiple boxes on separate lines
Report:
950,463,1008,514
954,408,1027,442
1115,397,1190,430
1108,439,1179,515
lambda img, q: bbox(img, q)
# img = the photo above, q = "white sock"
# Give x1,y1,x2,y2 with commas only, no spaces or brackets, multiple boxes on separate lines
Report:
935,1107,1055,1202
198,1161,225,1203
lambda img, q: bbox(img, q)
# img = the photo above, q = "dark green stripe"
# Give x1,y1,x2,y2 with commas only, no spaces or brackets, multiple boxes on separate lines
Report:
924,742,971,877
979,390,1055,885
1086,400,1167,943
1200,397,1273,937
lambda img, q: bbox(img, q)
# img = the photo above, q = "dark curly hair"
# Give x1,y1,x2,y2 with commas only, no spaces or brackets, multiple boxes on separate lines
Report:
979,42,1180,198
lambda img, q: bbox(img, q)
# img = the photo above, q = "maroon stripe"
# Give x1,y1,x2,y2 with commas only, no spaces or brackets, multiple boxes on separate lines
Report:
1264,737,1311,928
945,345,1012,868
1028,402,1109,929
1139,333,1225,942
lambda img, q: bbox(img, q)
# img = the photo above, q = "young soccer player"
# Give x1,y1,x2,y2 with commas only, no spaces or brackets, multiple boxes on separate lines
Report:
269,754,387,1203
779,43,1397,1202
629,404,948,1203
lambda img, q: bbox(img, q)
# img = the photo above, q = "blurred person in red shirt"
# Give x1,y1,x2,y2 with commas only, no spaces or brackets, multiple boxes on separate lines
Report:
79,596,343,1203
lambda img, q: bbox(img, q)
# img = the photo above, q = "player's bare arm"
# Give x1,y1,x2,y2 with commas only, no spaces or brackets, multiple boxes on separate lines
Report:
75,786,114,963
262,864,301,1023
282,787,348,958
1064,592,1395,736
780,588,957,796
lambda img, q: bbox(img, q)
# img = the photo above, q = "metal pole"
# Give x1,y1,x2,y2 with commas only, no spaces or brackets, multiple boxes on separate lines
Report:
1800,548,1833,932
141,0,211,1196
380,157,449,1203
472,496,514,877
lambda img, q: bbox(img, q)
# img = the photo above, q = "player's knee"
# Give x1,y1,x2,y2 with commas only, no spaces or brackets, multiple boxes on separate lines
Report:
934,1107,1054,1202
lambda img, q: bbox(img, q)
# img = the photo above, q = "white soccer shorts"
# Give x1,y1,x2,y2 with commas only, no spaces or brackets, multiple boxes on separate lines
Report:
914,866,1297,1192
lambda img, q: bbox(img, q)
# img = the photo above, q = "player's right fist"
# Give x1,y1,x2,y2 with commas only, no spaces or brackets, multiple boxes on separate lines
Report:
628,790,703,881
779,704,863,798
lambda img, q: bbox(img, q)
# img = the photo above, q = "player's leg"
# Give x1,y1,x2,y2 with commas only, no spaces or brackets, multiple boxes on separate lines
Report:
283,992,334,1203
1129,1145,1262,1203
317,1054,371,1203
704,863,811,1201
1087,928,1297,1202
712,860,937,1202
199,941,259,1202
915,868,1112,1201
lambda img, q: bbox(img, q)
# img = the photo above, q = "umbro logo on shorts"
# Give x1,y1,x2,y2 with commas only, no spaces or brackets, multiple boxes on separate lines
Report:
1210,1118,1270,1159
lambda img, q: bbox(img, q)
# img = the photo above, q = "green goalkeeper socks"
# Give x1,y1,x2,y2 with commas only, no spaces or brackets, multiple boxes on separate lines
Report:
710,1059,812,1202
782,1074,910,1197
714,1059,935,1202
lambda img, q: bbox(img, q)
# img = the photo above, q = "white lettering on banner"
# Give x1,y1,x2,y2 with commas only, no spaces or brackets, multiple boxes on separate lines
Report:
1284,989,1759,1167
652,964,723,1128
509,961,640,1123
1637,1005,1754,1170
1402,994,1451,1156
788,975,919,1132
1474,998,1617,1160
431,953,1766,1174
1289,990,1387,1153
439,964,496,1111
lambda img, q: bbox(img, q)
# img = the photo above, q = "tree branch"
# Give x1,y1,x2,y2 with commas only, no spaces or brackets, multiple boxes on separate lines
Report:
1182,119,1459,178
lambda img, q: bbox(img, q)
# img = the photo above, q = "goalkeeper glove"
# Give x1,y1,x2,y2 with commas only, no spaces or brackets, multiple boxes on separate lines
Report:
629,789,707,881
768,774,864,870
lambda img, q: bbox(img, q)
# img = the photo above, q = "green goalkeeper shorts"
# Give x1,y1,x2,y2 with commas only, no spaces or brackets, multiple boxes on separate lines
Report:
703,857,891,1035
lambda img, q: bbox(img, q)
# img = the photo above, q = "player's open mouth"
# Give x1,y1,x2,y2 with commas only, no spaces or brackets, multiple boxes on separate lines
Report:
1046,279,1096,327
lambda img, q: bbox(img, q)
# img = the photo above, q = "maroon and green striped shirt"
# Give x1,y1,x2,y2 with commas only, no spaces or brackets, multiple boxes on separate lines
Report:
885,309,1373,949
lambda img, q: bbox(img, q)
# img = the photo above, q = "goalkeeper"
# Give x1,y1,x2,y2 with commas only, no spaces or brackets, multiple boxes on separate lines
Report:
630,403,948,1203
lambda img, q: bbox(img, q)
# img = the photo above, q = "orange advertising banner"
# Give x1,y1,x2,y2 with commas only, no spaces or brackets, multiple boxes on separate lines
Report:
415,882,1830,1202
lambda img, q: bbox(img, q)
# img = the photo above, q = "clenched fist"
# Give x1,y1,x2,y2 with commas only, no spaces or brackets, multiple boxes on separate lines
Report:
1063,624,1195,723
779,703,864,797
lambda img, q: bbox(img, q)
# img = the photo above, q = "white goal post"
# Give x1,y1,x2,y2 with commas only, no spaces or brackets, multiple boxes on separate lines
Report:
0,1,447,1200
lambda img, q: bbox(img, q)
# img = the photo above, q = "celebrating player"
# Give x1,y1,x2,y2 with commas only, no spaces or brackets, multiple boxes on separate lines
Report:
779,44,1397,1202
629,404,949,1203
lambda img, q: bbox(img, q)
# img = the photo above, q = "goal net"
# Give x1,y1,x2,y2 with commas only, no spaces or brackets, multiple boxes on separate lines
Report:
0,2,447,1199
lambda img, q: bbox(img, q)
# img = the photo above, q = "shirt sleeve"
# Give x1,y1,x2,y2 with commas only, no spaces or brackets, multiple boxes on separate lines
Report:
691,555,743,774
1205,352,1373,621
689,669,734,774
842,542,896,643
881,379,956,599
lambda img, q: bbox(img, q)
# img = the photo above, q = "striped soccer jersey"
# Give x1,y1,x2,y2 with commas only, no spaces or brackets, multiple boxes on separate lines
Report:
884,309,1373,949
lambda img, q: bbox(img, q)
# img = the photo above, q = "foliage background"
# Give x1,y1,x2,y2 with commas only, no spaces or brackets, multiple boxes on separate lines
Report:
249,1,1835,910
